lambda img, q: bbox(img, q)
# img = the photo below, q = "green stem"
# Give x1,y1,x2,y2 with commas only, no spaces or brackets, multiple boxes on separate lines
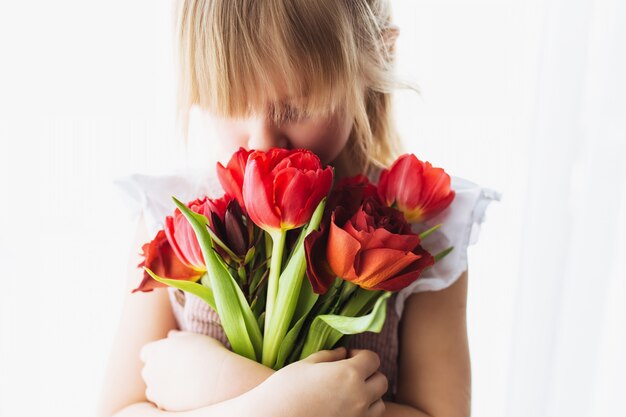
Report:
317,278,343,314
433,246,454,262
338,281,358,306
261,199,327,368
262,229,286,365
264,229,286,333
418,223,442,240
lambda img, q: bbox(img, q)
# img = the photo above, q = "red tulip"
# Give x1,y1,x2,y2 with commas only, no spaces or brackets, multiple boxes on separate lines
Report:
217,147,253,211
133,230,203,293
165,195,232,271
378,154,455,223
242,148,333,231
306,196,434,294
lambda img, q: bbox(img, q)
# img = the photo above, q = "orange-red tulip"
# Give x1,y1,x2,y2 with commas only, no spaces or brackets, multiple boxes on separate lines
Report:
133,230,203,293
378,154,455,223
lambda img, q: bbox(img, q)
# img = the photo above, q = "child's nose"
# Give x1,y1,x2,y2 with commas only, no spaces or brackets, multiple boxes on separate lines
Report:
247,116,289,151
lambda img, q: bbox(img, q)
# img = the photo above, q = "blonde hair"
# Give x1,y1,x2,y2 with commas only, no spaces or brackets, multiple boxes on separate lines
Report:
175,0,412,171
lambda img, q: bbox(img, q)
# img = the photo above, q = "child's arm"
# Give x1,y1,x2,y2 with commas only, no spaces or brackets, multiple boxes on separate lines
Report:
110,396,254,417
108,319,386,417
394,269,471,417
138,331,275,411
97,214,179,416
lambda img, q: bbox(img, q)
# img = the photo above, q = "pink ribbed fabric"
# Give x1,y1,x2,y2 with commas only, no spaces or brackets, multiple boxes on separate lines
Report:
167,287,401,401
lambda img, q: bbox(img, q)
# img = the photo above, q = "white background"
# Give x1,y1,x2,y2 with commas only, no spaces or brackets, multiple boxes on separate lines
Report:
1,0,625,416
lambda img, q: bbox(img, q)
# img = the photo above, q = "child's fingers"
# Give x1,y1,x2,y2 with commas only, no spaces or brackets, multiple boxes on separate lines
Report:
348,348,358,357
367,398,386,417
348,348,367,357
365,371,388,402
347,349,381,377
303,346,347,363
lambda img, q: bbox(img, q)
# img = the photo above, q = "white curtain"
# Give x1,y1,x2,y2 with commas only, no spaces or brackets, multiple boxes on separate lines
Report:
503,0,626,415
393,1,625,415
0,1,624,416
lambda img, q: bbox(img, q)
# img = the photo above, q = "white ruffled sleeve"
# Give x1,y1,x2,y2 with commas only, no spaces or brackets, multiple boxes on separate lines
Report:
394,175,502,317
111,169,223,236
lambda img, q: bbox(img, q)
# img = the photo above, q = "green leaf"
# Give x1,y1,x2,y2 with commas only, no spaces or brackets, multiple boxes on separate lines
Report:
318,291,392,335
143,268,216,311
298,316,342,360
299,290,392,359
275,312,308,369
171,197,263,362
290,274,319,328
244,246,255,265
339,287,381,317
257,311,265,331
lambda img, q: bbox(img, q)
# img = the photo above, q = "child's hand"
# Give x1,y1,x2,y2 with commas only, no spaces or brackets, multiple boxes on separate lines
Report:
139,330,230,411
252,347,388,417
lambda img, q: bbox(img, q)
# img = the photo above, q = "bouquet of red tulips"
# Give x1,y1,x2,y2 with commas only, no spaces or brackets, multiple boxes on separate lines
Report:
135,148,455,369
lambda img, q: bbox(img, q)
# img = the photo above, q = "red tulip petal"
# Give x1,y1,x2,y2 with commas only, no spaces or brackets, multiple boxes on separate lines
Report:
368,247,435,291
216,167,244,207
298,167,333,223
304,228,336,294
177,216,205,267
352,248,421,289
327,217,362,280
216,147,252,210
274,167,312,228
420,189,456,222
164,214,189,266
366,228,421,251
379,154,455,223
392,155,425,210
134,230,203,293
418,164,451,207
243,154,281,230
343,220,421,253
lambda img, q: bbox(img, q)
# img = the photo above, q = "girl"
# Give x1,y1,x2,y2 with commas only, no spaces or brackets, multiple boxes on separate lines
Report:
100,1,500,416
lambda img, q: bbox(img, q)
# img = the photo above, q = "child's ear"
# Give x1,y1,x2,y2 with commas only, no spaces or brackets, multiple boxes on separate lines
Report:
383,24,400,56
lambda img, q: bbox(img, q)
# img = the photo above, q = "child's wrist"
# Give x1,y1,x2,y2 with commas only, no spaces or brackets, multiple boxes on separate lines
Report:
214,350,275,399
234,380,283,417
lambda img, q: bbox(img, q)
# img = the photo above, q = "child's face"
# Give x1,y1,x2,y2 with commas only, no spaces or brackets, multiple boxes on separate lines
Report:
207,100,354,165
